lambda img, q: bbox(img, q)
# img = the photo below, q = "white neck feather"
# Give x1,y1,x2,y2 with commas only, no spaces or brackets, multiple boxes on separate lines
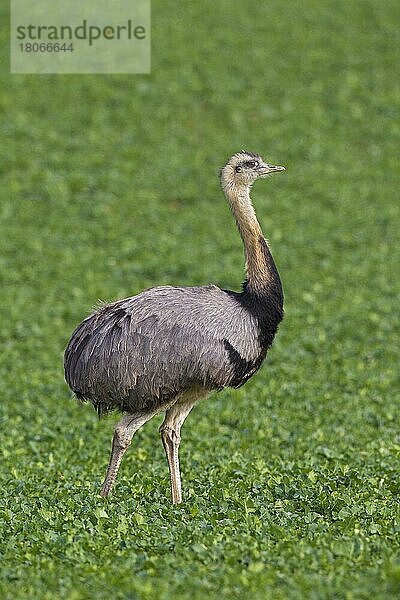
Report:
221,176,273,290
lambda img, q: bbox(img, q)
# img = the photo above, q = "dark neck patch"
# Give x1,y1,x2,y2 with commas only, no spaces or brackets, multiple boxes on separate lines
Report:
225,237,284,350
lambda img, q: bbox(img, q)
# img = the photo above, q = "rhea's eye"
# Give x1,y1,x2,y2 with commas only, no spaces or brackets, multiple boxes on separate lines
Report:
245,160,258,169
235,165,242,173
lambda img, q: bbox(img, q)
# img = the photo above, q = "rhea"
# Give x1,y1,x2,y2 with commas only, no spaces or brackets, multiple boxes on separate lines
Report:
64,151,285,504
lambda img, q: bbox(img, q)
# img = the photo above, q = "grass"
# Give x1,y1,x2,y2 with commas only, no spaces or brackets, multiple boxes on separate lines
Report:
1,0,400,598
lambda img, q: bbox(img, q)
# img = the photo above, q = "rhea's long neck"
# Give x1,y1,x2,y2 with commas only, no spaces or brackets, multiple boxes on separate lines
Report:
222,181,283,301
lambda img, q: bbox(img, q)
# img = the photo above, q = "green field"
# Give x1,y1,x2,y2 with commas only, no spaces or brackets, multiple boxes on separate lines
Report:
1,1,400,598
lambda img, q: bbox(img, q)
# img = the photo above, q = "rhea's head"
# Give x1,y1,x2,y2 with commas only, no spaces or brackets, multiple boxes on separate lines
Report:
220,151,285,191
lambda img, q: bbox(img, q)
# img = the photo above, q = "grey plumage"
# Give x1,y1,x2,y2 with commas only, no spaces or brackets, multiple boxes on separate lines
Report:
64,151,285,504
64,285,264,415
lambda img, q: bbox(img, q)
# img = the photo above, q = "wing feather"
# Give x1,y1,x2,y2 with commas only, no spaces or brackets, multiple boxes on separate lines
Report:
64,285,262,413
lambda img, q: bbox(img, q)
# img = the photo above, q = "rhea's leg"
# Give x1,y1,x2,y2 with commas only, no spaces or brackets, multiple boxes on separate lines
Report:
159,397,199,505
100,409,156,497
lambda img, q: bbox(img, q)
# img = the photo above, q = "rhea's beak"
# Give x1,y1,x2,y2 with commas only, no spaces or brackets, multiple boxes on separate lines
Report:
258,163,285,177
